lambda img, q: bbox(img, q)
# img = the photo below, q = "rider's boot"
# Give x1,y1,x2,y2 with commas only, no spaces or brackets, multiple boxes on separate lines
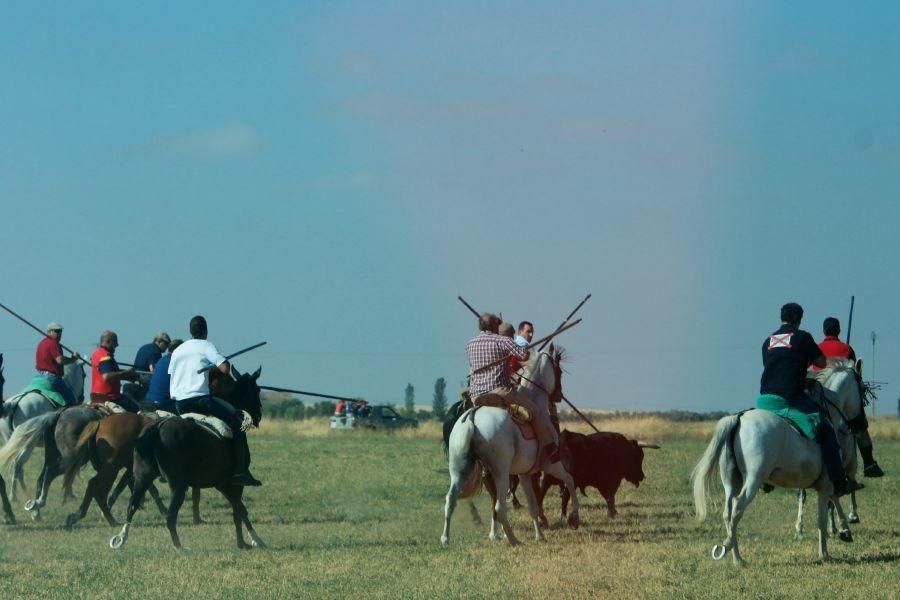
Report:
230,435,261,487
542,442,562,465
833,477,864,497
859,444,885,477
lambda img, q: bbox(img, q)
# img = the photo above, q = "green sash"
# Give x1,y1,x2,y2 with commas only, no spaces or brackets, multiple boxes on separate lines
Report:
20,376,66,408
755,394,819,440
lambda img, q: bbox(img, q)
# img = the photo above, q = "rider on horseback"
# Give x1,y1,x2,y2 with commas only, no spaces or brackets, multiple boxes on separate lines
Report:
35,322,80,407
90,330,141,412
466,313,562,465
818,317,884,478
169,316,261,487
760,303,863,497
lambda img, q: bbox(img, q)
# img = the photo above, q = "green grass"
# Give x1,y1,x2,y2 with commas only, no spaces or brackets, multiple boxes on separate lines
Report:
0,419,897,599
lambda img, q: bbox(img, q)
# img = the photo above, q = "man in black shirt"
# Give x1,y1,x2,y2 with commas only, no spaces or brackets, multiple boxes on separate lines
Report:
760,302,863,497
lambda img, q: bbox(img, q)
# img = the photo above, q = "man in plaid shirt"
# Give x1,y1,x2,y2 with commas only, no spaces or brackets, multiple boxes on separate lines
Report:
466,313,561,464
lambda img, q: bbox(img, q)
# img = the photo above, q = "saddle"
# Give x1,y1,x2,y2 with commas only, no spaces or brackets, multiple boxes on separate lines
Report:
470,395,537,441
179,413,234,439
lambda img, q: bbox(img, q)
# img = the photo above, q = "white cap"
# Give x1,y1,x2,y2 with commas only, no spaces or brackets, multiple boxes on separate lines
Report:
47,322,63,331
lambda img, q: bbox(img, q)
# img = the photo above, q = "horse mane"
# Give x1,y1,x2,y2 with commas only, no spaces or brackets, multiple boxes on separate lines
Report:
809,358,855,383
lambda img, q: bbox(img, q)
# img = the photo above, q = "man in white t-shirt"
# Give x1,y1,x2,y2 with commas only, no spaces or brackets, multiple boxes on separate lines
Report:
169,315,261,487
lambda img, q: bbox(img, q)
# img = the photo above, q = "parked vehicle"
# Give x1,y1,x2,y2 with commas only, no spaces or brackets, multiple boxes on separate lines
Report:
330,404,417,430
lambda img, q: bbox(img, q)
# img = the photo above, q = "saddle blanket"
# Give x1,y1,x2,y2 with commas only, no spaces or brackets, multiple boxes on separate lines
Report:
755,394,820,440
179,413,234,439
17,377,66,408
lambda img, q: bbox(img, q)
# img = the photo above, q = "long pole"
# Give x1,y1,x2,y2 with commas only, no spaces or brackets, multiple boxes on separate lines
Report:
559,393,603,435
457,296,480,319
870,331,877,418
258,385,358,403
846,296,855,346
538,293,591,351
0,301,91,366
197,341,267,374
472,319,582,375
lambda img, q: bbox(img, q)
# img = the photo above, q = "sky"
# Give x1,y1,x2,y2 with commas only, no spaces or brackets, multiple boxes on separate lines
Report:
2,2,899,414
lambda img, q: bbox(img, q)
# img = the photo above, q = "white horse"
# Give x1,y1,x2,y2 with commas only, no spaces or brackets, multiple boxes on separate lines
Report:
441,346,581,546
795,360,862,542
691,384,857,564
0,362,85,495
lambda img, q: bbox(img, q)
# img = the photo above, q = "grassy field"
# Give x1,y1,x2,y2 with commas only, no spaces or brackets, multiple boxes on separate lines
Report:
0,417,897,599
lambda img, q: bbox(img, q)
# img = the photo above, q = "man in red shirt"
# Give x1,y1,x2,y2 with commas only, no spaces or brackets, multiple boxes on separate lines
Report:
818,317,884,477
35,322,81,407
90,330,140,412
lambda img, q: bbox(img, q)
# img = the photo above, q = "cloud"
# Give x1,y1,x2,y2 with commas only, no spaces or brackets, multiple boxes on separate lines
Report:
145,122,263,157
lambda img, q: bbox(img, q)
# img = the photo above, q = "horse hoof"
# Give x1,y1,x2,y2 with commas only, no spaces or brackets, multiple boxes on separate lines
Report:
64,515,77,530
109,534,126,550
538,515,549,529
567,514,580,530
839,530,853,543
849,515,860,524
30,511,42,522
23,499,37,511
3,514,15,525
712,545,728,561
440,536,449,547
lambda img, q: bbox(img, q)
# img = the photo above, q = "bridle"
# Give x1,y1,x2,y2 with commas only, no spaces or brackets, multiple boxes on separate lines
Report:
517,350,560,400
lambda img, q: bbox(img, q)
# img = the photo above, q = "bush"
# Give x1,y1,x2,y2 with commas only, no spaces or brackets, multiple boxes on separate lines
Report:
263,398,306,421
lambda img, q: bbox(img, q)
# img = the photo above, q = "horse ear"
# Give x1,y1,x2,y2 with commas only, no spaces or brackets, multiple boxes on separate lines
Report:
855,359,863,376
252,366,262,380
230,365,241,379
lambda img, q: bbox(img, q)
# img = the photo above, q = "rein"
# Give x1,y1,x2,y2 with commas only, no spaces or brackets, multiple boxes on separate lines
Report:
517,352,557,399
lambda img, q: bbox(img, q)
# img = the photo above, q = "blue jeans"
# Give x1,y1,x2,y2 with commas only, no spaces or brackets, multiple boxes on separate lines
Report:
175,395,245,443
788,394,844,484
37,372,78,407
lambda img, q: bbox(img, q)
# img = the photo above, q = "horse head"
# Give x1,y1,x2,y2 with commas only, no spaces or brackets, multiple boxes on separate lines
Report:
63,360,85,404
230,366,263,427
814,359,863,422
518,344,561,404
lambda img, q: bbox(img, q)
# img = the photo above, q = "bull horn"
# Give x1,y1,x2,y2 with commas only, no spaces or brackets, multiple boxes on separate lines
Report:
637,441,661,449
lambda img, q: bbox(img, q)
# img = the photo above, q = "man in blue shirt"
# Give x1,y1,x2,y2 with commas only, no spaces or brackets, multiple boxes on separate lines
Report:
144,339,182,412
134,332,171,373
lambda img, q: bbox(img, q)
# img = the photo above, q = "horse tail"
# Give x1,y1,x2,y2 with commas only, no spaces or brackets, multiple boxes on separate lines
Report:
691,413,741,521
448,408,482,499
0,412,60,479
62,419,100,501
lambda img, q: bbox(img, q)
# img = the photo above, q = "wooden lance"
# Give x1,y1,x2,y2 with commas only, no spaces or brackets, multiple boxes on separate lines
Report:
258,385,359,403
538,293,591,351
197,341,267,374
472,319,582,375
0,301,91,366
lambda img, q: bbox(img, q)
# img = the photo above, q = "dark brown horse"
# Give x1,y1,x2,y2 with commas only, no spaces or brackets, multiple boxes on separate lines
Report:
59,368,240,528
110,367,263,550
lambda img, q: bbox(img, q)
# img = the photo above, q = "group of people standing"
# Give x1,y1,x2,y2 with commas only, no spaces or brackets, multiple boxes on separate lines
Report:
32,316,260,487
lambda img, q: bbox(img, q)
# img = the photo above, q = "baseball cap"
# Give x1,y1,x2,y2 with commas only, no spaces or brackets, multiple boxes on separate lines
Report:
47,322,64,331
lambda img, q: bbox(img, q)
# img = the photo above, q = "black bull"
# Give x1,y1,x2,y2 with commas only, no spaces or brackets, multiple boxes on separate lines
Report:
539,430,649,521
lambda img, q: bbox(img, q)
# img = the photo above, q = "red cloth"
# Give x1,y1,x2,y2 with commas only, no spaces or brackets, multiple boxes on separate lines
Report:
819,336,852,360
35,337,63,375
91,347,121,399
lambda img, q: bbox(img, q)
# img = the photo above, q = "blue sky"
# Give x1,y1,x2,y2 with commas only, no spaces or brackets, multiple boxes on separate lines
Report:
2,2,898,414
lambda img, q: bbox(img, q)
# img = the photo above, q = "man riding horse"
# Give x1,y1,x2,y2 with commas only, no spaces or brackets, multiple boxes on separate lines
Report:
466,313,561,465
759,303,863,497
90,330,141,412
817,317,884,478
170,315,261,487
36,322,81,407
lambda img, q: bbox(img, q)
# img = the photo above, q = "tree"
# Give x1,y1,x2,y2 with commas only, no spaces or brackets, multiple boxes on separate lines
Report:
432,377,447,420
404,383,415,417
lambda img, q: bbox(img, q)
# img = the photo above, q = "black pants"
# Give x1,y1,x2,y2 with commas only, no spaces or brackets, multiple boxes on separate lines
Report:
789,394,844,484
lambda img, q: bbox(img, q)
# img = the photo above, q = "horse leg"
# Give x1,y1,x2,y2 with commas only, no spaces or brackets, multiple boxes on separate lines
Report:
544,462,580,530
517,473,545,542
490,469,520,546
508,475,521,508
147,482,168,517
816,490,831,561
91,468,120,527
107,470,132,508
192,487,204,524
536,474,551,529
482,474,501,541
724,476,762,566
165,485,188,550
13,453,30,499
65,472,100,529
440,467,465,547
467,500,483,526
830,497,853,543
794,489,806,540
848,490,859,523
0,475,15,525
110,464,154,550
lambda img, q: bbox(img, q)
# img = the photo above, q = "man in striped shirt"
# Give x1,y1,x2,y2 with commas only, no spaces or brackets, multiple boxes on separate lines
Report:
466,313,561,464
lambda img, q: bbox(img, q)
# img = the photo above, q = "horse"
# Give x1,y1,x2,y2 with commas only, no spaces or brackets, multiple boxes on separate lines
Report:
440,345,581,546
794,360,863,543
110,367,264,551
691,376,859,564
0,361,85,496
0,354,16,524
